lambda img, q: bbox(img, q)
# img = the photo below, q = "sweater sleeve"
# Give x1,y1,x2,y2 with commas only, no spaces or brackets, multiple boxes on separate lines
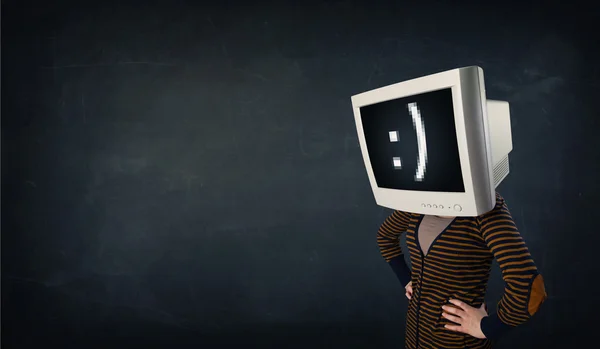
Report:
377,210,412,287
477,194,547,339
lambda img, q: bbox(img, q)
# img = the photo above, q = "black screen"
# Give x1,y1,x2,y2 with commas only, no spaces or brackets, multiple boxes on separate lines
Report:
360,88,465,192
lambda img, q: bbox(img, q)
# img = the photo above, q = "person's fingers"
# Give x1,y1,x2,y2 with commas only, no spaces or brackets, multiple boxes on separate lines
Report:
442,312,462,324
442,305,465,317
444,324,464,333
404,282,413,299
448,299,467,310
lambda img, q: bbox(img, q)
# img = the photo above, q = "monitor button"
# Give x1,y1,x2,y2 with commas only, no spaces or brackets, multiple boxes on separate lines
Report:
427,204,432,208
439,205,444,209
433,204,438,208
453,204,462,212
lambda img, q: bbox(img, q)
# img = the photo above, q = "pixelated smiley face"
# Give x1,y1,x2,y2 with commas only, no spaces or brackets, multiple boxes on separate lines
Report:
360,88,465,192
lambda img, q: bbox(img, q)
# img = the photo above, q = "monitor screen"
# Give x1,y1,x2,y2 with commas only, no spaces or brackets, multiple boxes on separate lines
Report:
359,87,465,192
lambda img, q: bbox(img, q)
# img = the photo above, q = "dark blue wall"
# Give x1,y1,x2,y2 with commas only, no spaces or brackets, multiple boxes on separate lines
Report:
2,1,597,348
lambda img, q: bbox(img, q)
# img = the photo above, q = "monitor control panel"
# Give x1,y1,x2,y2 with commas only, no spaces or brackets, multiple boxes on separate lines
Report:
421,203,463,212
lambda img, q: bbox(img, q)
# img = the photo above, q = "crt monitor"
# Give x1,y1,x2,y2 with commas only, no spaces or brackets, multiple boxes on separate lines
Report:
350,66,513,217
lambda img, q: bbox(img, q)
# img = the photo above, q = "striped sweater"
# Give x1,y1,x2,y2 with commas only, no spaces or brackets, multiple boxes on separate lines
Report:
377,193,546,349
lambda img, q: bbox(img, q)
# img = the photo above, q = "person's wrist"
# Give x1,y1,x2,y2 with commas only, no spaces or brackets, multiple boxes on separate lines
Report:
388,256,411,287
478,315,488,338
480,313,512,339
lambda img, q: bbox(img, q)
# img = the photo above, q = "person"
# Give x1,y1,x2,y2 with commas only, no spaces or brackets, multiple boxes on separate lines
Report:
377,192,546,349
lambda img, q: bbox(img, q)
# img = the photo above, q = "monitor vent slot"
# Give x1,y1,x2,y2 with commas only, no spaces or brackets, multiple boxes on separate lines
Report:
493,156,510,188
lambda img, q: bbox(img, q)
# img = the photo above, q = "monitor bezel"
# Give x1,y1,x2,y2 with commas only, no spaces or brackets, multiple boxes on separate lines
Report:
351,66,494,216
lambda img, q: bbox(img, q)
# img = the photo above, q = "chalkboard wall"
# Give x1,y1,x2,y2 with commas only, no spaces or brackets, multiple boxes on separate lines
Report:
2,1,598,348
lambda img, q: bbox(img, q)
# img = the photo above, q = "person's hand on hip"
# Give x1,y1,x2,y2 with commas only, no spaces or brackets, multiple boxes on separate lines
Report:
442,299,488,339
405,281,413,300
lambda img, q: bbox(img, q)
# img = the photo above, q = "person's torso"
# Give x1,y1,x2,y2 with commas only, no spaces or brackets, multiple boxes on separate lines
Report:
405,214,494,349
417,215,454,255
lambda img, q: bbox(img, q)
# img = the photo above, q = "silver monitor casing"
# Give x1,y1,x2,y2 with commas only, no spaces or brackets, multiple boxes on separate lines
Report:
351,66,512,217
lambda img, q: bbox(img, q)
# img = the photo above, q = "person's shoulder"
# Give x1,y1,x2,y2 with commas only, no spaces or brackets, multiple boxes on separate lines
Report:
392,209,413,216
477,192,506,219
494,191,506,208
391,209,418,220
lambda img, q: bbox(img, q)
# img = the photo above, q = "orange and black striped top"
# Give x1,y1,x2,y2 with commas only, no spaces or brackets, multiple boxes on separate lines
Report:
377,193,546,349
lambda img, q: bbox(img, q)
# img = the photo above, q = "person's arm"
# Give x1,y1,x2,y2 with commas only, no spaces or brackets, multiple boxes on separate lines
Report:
377,210,412,287
477,194,547,339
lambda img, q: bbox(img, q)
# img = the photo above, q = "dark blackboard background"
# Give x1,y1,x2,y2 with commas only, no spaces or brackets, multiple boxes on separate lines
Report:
2,1,598,348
